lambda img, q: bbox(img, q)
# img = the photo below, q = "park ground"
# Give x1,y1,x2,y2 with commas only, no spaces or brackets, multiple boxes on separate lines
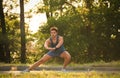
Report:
0,61,120,78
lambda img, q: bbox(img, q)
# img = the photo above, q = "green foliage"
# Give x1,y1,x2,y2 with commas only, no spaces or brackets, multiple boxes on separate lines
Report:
0,71,120,78
1,0,120,63
33,0,120,64
5,14,21,63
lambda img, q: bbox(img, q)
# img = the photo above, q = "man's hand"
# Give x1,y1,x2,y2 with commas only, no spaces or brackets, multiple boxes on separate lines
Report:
48,47,56,51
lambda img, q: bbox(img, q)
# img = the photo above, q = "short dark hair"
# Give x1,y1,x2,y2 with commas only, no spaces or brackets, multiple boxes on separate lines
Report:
50,27,58,32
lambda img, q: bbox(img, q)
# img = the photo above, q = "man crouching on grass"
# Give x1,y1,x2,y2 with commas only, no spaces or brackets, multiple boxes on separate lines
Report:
22,26,71,72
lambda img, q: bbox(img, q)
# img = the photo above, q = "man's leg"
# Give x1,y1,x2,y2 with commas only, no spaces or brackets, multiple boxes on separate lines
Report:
60,51,71,69
28,54,52,70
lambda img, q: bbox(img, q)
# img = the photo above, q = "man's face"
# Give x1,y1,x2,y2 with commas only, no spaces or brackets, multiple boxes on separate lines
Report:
50,30,57,37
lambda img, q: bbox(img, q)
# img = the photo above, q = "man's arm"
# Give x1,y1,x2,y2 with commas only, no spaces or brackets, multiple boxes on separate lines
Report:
44,39,50,50
44,38,56,51
55,36,64,49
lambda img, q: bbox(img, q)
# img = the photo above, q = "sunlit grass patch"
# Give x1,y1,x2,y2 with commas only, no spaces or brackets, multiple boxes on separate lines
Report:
69,60,120,67
0,71,120,78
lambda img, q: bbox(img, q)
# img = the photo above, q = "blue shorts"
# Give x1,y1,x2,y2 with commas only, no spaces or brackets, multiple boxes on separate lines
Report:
47,47,65,57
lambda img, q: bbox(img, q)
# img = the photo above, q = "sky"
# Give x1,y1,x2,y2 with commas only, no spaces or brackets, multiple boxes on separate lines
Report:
10,0,47,33
24,0,43,12
28,13,47,33
24,0,47,33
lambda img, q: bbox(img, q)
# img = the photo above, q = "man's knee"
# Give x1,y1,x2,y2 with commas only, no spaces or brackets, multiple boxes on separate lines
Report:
39,54,51,63
67,54,71,61
64,52,71,61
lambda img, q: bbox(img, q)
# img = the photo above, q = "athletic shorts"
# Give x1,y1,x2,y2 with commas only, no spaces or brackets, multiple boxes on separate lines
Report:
47,47,65,57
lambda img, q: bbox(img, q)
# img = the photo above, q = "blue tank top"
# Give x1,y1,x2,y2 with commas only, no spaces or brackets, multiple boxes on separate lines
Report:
50,35,65,52
47,35,65,57
50,35,59,47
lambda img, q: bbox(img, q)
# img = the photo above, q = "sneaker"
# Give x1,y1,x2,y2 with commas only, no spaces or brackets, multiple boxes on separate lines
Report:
21,69,30,73
61,68,66,72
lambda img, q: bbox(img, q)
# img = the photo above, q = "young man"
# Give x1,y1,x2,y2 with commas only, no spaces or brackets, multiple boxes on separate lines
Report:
23,26,71,72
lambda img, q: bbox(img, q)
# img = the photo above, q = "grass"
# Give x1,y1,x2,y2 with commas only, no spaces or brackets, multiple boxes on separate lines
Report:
0,71,120,78
0,61,120,78
0,60,120,67
69,60,120,67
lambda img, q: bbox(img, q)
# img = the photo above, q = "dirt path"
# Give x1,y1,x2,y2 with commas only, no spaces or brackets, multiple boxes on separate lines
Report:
0,66,120,73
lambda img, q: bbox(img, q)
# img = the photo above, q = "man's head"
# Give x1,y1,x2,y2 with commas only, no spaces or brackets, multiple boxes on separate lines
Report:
50,26,58,32
50,27,58,37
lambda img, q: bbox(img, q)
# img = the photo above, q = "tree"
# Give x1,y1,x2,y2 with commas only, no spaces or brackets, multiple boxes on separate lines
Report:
20,0,26,63
0,0,10,63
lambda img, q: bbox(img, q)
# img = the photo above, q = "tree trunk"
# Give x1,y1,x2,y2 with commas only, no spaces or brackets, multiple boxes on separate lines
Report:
0,0,10,63
20,0,26,63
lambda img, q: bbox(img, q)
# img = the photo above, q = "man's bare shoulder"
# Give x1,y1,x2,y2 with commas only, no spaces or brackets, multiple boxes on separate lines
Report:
58,36,63,40
46,38,50,42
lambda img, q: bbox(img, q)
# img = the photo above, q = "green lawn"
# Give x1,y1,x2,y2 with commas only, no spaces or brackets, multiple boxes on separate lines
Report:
1,60,120,67
0,61,120,78
0,71,120,78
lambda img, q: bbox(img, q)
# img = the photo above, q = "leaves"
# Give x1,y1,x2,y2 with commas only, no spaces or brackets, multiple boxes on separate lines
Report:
34,0,120,63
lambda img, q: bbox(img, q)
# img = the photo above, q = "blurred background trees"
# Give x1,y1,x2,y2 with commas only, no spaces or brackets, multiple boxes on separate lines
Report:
0,0,120,64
